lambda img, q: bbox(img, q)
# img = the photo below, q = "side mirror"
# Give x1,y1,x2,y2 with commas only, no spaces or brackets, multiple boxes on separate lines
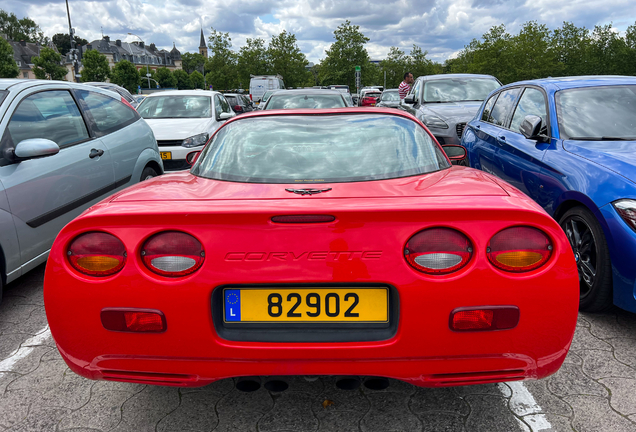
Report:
520,115,543,140
218,112,233,121
442,144,467,161
14,139,60,160
186,151,200,165
403,94,415,104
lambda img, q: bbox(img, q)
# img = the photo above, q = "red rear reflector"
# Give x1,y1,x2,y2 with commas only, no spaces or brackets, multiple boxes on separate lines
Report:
141,231,204,277
67,232,126,276
488,226,552,272
101,308,166,332
450,306,519,332
405,228,473,274
271,215,336,223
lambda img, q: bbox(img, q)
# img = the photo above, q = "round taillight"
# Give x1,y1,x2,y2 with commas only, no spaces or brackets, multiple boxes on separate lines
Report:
67,232,126,276
487,226,552,272
405,228,473,274
141,231,204,277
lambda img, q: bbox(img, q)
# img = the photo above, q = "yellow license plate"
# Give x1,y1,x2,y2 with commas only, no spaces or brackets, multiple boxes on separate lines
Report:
223,288,388,323
160,151,172,160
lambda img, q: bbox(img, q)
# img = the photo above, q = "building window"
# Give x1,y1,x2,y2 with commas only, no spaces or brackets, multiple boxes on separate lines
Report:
23,72,28,79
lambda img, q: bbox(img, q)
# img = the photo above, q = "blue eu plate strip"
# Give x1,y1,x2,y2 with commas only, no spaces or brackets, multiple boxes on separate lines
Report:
225,290,241,322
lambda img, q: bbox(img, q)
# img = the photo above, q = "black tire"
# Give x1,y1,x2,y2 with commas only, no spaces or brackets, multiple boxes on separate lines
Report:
140,166,158,182
559,206,613,312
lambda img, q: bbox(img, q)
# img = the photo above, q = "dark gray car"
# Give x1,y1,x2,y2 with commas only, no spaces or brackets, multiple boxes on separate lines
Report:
401,74,501,144
376,89,400,108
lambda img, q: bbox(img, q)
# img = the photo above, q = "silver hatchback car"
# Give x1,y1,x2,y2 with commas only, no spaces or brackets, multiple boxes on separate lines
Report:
0,79,163,301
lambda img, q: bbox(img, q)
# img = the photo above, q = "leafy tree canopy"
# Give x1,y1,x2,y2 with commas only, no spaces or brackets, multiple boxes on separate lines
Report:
155,67,177,89
52,33,88,56
190,70,205,89
0,36,18,78
181,52,206,74
205,27,238,90
320,21,370,89
80,49,110,82
267,30,309,89
173,69,192,89
111,60,139,93
0,9,46,44
237,37,269,88
32,47,67,80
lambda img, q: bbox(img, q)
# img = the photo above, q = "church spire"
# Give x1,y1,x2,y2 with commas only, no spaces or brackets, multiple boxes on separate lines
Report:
198,28,208,58
199,28,206,49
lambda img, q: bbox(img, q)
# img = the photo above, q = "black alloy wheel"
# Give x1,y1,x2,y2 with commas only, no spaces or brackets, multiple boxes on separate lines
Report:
559,206,613,312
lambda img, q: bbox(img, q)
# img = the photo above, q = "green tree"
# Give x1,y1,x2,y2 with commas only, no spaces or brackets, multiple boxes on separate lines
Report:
111,60,139,93
551,22,592,76
320,21,371,89
508,21,556,81
155,67,177,88
0,9,46,44
205,28,238,90
379,47,408,88
589,24,628,75
409,45,441,79
32,47,67,80
173,69,192,89
190,70,204,89
267,30,308,88
237,37,269,87
52,33,88,56
80,49,110,82
181,52,206,74
465,24,515,83
0,36,18,78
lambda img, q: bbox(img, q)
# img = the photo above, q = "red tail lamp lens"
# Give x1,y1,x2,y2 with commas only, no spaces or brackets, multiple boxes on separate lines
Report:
101,308,166,332
450,306,519,332
405,228,473,274
67,232,126,276
488,226,552,272
271,215,335,223
141,231,204,277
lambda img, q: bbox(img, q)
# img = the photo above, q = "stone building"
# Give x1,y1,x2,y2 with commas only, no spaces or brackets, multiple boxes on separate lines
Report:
5,38,60,79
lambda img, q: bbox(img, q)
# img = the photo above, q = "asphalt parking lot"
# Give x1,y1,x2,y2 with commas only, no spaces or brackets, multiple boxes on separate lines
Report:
1,265,636,432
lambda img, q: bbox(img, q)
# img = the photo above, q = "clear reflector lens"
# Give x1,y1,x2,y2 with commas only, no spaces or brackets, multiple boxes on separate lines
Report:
405,228,473,274
414,253,462,269
150,256,197,272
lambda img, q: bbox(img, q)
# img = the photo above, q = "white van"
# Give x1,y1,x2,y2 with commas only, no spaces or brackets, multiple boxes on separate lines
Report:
250,75,285,103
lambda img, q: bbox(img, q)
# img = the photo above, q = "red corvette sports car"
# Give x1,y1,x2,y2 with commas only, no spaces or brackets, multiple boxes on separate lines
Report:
44,108,579,389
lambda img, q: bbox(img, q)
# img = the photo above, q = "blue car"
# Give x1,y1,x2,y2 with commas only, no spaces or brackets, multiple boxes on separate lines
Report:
461,76,636,312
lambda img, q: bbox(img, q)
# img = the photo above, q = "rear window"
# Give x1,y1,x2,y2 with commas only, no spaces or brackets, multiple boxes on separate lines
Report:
192,114,449,183
137,95,212,119
423,78,501,103
265,94,345,110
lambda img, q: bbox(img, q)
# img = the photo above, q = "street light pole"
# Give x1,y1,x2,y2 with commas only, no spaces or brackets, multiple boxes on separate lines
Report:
65,0,80,82
128,32,150,90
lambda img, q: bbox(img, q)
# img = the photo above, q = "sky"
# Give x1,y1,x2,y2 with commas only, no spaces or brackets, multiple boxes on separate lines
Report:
2,0,635,64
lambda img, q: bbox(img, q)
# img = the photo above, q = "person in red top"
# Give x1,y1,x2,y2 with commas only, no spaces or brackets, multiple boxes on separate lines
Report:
398,72,414,100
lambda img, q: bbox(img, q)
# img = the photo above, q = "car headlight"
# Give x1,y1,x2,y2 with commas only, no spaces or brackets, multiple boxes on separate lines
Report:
422,114,449,129
614,199,636,233
181,133,209,148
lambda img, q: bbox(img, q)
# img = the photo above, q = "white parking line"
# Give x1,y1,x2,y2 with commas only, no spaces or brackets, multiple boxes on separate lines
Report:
500,381,552,431
0,326,51,376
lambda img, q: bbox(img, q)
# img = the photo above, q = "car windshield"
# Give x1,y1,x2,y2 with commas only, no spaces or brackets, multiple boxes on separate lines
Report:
262,91,276,102
556,85,636,140
265,94,346,110
423,78,500,103
137,95,212,119
381,91,400,101
192,114,449,183
225,96,238,105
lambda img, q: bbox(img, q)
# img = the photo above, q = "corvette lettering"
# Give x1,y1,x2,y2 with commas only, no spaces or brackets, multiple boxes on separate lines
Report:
225,251,382,261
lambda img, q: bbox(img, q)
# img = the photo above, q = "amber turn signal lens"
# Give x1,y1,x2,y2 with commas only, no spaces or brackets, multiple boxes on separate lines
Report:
68,232,126,277
488,226,552,272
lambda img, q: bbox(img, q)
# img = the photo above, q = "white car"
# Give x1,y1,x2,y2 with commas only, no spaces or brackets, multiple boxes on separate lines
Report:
136,90,235,171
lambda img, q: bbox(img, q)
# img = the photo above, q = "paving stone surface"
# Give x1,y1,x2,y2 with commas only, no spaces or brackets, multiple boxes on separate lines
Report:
1,265,636,431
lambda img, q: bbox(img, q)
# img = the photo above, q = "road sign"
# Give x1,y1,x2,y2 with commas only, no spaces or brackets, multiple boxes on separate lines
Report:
355,66,361,72
146,73,151,77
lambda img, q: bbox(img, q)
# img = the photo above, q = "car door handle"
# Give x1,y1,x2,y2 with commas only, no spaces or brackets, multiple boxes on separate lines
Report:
89,148,104,159
498,135,506,141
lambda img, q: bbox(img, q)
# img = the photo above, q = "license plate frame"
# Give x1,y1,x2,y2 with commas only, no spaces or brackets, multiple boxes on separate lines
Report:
213,284,397,343
223,287,389,324
160,151,172,160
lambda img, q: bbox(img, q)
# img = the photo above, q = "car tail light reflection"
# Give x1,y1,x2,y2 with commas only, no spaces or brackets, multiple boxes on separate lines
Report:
141,231,204,277
405,228,473,274
101,308,166,332
450,306,519,332
120,96,136,111
488,226,552,272
67,232,126,276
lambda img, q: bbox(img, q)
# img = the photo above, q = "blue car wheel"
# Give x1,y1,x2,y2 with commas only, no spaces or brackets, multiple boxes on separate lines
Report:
559,206,613,312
